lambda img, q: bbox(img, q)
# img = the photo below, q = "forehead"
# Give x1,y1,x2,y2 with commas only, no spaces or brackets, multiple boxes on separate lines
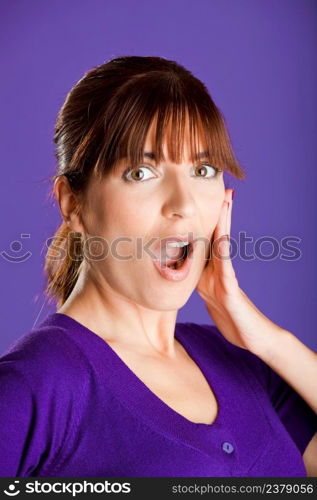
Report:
143,111,207,164
141,150,210,163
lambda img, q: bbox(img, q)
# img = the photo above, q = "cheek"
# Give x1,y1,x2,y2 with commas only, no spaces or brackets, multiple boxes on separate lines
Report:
201,200,223,237
88,202,148,262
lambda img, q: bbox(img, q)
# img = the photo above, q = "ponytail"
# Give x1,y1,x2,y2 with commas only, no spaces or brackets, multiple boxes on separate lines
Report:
44,221,84,308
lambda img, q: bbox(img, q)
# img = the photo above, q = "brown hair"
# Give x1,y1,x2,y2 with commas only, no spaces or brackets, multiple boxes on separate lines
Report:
44,55,245,308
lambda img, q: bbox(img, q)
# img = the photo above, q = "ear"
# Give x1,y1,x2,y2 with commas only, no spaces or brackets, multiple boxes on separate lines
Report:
54,175,84,233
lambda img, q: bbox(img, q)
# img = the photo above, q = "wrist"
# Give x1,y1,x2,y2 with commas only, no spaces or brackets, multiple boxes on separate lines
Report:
252,326,295,365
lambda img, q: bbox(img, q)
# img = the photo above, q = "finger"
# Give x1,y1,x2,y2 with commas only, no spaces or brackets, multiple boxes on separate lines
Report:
226,189,233,237
213,199,229,243
204,231,215,269
212,201,235,279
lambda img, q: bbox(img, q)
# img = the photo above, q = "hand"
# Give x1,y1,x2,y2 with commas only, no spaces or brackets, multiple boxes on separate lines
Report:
196,189,284,358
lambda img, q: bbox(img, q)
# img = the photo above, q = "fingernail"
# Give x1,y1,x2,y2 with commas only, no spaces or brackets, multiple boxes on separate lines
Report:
231,189,235,200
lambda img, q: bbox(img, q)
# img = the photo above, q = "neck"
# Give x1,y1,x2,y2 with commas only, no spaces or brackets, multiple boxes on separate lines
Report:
57,265,179,358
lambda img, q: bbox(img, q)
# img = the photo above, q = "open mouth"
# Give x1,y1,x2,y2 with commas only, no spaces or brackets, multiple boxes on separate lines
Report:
151,237,196,282
162,241,194,270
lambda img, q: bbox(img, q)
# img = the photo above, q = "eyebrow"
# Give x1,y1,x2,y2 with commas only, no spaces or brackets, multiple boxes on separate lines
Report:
143,151,209,161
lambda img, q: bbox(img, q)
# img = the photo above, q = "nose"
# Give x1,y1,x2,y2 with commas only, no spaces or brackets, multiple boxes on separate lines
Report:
161,176,196,219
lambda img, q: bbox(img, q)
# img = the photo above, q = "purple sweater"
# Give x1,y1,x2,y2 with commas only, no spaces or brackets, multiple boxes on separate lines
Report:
0,313,316,477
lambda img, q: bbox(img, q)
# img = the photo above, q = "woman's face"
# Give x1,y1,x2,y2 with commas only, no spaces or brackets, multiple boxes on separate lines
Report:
79,116,225,311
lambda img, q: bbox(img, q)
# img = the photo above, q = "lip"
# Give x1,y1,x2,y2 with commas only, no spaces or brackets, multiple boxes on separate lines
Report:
151,236,197,282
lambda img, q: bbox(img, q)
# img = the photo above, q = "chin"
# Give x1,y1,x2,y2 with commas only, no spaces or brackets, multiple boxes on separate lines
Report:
143,290,194,311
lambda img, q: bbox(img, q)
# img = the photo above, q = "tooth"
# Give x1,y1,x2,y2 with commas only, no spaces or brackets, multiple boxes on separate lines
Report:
166,241,188,247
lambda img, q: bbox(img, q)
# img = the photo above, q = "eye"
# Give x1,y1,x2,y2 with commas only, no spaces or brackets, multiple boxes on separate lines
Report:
122,162,222,183
122,165,156,183
192,163,221,179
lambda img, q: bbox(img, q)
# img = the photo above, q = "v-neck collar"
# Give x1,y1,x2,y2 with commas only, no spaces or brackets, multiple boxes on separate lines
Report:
39,313,242,456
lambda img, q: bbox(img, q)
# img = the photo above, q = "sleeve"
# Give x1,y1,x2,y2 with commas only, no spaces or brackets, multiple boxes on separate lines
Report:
0,328,88,477
266,365,317,455
230,338,317,456
197,323,317,456
0,364,46,476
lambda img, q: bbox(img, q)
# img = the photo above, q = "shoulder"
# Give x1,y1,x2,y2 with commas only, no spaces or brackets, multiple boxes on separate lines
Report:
179,321,270,389
0,315,90,393
0,315,92,476
183,322,317,457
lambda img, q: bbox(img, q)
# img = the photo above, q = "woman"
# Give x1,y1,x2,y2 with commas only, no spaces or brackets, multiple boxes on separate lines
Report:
0,55,316,478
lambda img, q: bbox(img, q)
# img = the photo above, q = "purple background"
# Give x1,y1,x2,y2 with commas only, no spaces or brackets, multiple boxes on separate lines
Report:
1,0,316,354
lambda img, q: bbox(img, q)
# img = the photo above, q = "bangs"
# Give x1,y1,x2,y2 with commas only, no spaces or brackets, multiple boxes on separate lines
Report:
93,73,245,180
